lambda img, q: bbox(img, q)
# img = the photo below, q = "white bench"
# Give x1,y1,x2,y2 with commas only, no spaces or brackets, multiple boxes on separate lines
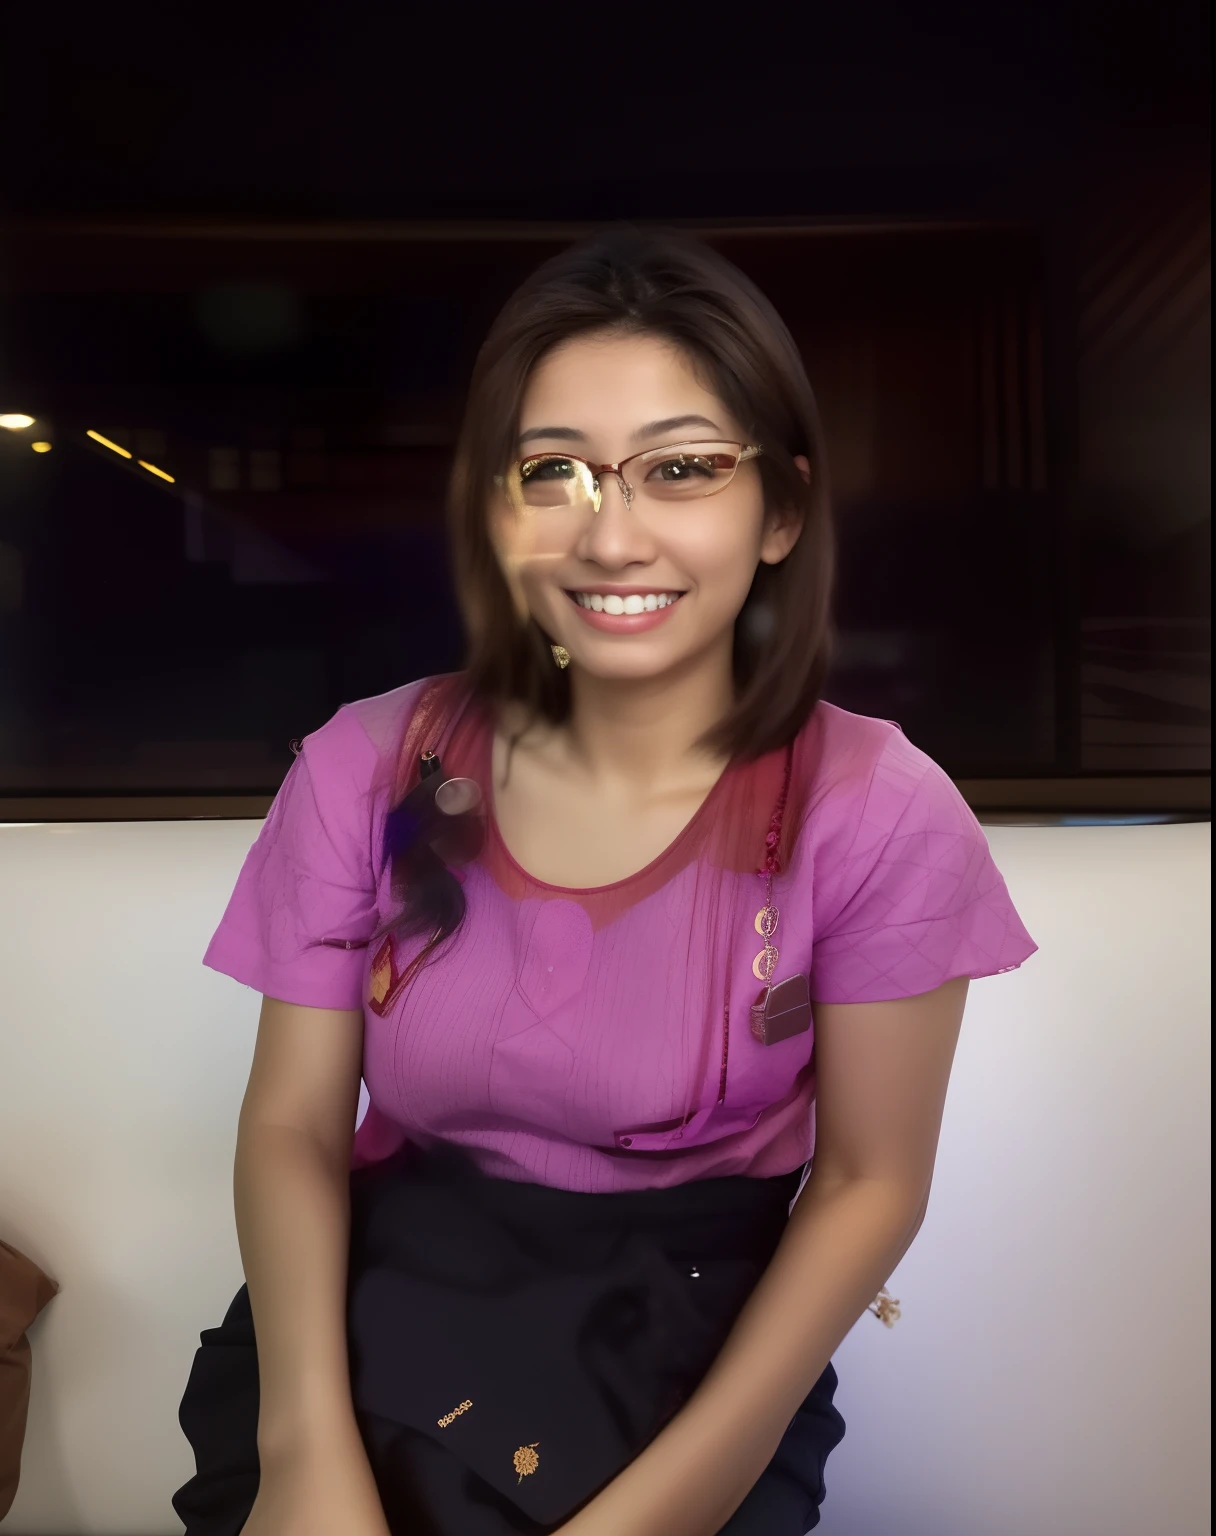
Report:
0,819,1209,1535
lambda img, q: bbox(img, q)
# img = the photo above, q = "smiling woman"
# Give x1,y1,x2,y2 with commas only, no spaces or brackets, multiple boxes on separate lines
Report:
172,230,1037,1536
453,233,834,763
490,331,802,713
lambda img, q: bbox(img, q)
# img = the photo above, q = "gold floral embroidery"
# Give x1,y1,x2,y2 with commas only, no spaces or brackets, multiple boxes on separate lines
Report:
436,1399,472,1428
867,1285,901,1327
513,1443,540,1482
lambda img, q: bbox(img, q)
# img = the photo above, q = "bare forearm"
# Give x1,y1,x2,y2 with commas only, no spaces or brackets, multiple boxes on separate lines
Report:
233,1119,358,1456
559,1174,923,1536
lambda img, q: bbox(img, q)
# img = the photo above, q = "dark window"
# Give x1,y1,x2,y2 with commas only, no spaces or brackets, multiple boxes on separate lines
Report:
0,220,1208,814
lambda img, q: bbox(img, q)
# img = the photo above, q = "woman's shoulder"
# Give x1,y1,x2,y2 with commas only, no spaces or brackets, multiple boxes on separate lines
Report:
789,706,1037,994
298,673,466,783
792,701,966,847
796,699,914,790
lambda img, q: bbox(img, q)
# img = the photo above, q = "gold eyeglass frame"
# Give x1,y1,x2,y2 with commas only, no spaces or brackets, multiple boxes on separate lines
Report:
497,440,763,513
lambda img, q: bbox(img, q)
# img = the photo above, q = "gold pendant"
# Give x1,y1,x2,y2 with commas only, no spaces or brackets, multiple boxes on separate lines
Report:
752,877,779,983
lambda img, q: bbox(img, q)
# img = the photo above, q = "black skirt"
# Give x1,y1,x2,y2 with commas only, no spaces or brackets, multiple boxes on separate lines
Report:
173,1145,845,1535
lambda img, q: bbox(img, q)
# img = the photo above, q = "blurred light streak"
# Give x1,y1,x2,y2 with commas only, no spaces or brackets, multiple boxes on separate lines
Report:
0,414,36,431
138,459,176,483
31,441,52,453
87,430,132,459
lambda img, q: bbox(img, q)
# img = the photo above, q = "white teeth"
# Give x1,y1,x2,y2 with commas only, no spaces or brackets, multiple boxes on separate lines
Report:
573,591,680,613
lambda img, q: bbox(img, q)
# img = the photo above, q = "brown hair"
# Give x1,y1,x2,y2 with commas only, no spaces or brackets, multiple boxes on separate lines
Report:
449,228,835,761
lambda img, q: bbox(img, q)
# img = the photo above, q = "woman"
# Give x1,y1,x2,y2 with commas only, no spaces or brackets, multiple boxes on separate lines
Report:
173,230,1037,1536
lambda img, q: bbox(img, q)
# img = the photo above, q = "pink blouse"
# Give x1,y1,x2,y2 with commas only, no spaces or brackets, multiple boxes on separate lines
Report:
203,679,1037,1193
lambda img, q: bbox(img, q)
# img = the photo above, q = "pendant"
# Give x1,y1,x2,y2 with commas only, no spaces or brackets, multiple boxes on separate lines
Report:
752,877,779,983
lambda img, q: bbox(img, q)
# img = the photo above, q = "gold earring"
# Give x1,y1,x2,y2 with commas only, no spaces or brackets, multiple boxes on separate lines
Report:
551,645,570,669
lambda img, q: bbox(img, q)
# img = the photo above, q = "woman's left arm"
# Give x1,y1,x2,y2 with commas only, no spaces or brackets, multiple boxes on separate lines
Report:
557,974,970,1536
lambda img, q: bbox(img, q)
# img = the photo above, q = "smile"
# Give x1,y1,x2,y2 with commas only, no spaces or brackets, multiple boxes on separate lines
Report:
572,591,682,614
565,589,685,634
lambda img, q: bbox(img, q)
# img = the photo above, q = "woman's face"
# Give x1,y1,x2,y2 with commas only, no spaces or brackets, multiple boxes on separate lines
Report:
491,330,803,686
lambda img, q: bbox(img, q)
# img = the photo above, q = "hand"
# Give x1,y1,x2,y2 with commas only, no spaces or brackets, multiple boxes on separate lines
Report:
241,1437,392,1536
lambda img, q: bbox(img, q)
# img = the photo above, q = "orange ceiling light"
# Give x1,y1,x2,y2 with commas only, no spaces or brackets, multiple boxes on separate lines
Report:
86,430,133,459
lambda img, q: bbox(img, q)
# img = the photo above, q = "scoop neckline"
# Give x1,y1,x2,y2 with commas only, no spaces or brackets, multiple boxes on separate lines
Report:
480,720,737,897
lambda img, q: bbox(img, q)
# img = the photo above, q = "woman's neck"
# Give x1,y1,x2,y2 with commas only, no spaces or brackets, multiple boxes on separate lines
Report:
562,638,734,792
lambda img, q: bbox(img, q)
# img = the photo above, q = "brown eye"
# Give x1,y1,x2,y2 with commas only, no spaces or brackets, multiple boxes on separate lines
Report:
641,449,737,498
514,455,590,510
521,456,578,483
647,454,717,483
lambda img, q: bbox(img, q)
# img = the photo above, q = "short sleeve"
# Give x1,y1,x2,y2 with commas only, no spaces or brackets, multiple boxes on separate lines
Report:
809,732,1038,1004
203,707,384,1009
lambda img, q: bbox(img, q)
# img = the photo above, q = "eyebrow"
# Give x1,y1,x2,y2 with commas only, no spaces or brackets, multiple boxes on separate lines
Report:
630,414,724,443
518,424,588,445
517,413,725,449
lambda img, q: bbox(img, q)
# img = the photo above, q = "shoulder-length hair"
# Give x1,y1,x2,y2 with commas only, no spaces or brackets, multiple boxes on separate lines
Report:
449,228,835,761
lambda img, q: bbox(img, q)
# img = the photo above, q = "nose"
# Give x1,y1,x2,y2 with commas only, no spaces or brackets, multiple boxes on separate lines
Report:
575,471,657,569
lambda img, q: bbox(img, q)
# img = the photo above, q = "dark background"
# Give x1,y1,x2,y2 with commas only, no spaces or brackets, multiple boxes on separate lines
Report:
0,2,1209,812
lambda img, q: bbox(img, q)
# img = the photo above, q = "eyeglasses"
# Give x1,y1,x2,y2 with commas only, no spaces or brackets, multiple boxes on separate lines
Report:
498,440,762,514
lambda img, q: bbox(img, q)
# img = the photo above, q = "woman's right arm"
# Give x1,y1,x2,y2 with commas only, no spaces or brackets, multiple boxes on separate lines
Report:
233,995,389,1535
